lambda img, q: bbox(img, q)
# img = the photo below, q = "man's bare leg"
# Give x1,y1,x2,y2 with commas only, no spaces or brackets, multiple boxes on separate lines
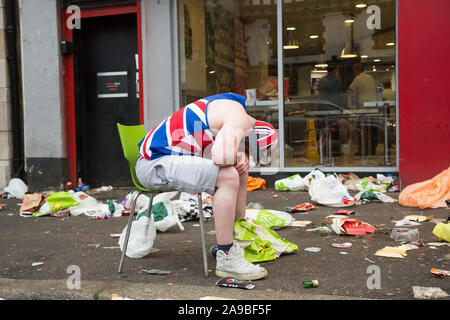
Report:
235,170,248,221
213,166,240,245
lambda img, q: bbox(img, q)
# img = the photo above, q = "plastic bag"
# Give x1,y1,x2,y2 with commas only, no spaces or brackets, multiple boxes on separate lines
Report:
275,174,307,192
399,166,450,209
137,200,184,232
247,176,267,191
303,169,326,188
355,190,396,203
356,177,387,193
309,175,356,207
245,208,293,229
3,178,28,199
233,219,298,262
35,191,78,217
118,216,156,258
432,223,450,242
69,192,110,217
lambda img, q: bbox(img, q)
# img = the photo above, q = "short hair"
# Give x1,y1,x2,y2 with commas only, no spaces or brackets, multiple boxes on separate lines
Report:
327,65,337,73
352,63,364,73
383,80,392,88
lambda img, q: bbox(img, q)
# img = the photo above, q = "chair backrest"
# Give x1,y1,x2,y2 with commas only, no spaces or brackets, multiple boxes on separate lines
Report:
117,123,149,192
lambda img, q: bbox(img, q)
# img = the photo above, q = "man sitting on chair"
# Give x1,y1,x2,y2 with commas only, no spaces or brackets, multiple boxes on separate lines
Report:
135,93,278,280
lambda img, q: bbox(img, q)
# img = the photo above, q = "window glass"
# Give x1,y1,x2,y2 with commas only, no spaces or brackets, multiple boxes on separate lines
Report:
178,0,280,168
282,0,396,167
178,0,397,169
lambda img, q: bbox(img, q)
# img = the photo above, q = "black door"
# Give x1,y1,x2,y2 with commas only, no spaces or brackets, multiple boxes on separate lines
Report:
74,13,140,187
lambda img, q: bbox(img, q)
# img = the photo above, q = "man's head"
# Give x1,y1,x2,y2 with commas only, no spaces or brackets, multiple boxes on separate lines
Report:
383,80,392,89
352,63,364,76
247,120,278,163
327,65,337,75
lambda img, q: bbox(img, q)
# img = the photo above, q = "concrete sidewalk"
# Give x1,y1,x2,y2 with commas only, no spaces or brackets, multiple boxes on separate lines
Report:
0,187,449,300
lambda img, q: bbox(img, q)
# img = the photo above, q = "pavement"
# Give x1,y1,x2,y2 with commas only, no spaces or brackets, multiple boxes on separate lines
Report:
0,186,449,301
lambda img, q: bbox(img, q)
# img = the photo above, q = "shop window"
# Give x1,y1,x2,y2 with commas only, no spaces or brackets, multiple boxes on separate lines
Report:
177,0,397,170
283,0,396,168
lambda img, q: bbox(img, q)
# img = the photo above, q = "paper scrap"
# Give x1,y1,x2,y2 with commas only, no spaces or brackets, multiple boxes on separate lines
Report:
427,242,450,247
304,247,321,253
404,215,433,222
412,286,448,299
375,246,407,258
200,296,235,300
32,262,44,267
289,221,312,227
394,219,421,227
111,294,134,300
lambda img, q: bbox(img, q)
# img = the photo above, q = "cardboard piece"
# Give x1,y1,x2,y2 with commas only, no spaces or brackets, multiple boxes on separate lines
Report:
328,217,376,235
19,193,44,212
404,215,433,222
288,220,312,227
374,246,407,258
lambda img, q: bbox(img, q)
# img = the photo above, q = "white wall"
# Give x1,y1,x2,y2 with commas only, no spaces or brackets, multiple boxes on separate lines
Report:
0,0,12,188
141,0,177,129
19,0,64,159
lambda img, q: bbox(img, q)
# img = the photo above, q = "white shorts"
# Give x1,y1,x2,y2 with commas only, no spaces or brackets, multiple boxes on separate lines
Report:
135,155,220,196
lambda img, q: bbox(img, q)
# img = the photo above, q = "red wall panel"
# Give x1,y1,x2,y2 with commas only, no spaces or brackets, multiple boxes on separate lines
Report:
398,0,450,187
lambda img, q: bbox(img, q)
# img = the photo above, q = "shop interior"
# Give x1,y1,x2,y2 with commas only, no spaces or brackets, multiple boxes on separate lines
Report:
179,0,397,169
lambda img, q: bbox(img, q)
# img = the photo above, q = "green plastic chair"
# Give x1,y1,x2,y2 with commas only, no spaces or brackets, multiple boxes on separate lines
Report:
116,123,209,277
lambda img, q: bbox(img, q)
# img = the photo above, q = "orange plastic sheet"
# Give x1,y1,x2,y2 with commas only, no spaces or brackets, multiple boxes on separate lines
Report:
399,166,450,209
247,176,267,192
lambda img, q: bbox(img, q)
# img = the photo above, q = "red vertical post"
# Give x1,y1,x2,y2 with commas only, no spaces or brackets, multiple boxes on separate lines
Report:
398,0,450,186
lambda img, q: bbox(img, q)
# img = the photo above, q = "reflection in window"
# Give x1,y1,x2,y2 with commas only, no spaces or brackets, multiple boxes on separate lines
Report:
178,0,397,169
283,0,396,168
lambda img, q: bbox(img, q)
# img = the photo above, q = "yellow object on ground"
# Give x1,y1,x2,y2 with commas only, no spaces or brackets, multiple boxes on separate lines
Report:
303,119,319,160
432,223,450,242
399,166,450,209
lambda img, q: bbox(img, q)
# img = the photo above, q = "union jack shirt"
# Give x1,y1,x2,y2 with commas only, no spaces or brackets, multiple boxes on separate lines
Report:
138,93,246,161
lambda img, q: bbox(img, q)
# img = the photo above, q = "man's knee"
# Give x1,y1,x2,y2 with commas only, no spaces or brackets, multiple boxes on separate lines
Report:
217,166,240,189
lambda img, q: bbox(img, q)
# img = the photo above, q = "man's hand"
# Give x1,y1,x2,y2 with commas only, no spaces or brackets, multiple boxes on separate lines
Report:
234,152,249,176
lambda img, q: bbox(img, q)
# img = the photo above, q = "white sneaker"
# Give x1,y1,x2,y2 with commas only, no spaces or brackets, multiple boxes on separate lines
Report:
215,242,268,280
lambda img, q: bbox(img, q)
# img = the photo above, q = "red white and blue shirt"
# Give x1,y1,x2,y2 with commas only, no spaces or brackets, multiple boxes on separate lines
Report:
138,93,246,161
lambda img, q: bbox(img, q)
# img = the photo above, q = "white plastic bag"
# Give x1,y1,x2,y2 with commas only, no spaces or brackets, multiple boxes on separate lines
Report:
69,192,110,217
309,175,355,207
275,174,307,192
303,169,326,188
4,178,28,199
118,216,156,258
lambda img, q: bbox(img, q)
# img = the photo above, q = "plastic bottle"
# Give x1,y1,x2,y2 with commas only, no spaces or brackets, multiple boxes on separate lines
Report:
302,280,319,288
377,85,383,102
390,228,419,242
247,202,264,210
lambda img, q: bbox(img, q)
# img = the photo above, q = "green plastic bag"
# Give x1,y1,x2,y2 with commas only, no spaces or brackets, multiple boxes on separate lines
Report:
245,209,293,229
432,223,450,242
47,192,78,212
35,191,78,217
233,219,298,262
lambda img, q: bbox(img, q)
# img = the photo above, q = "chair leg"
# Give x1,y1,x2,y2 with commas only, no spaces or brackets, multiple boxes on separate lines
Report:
118,190,142,274
197,193,209,278
146,194,154,217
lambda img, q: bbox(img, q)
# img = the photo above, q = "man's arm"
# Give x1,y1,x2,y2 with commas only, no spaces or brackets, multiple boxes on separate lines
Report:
209,101,252,167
